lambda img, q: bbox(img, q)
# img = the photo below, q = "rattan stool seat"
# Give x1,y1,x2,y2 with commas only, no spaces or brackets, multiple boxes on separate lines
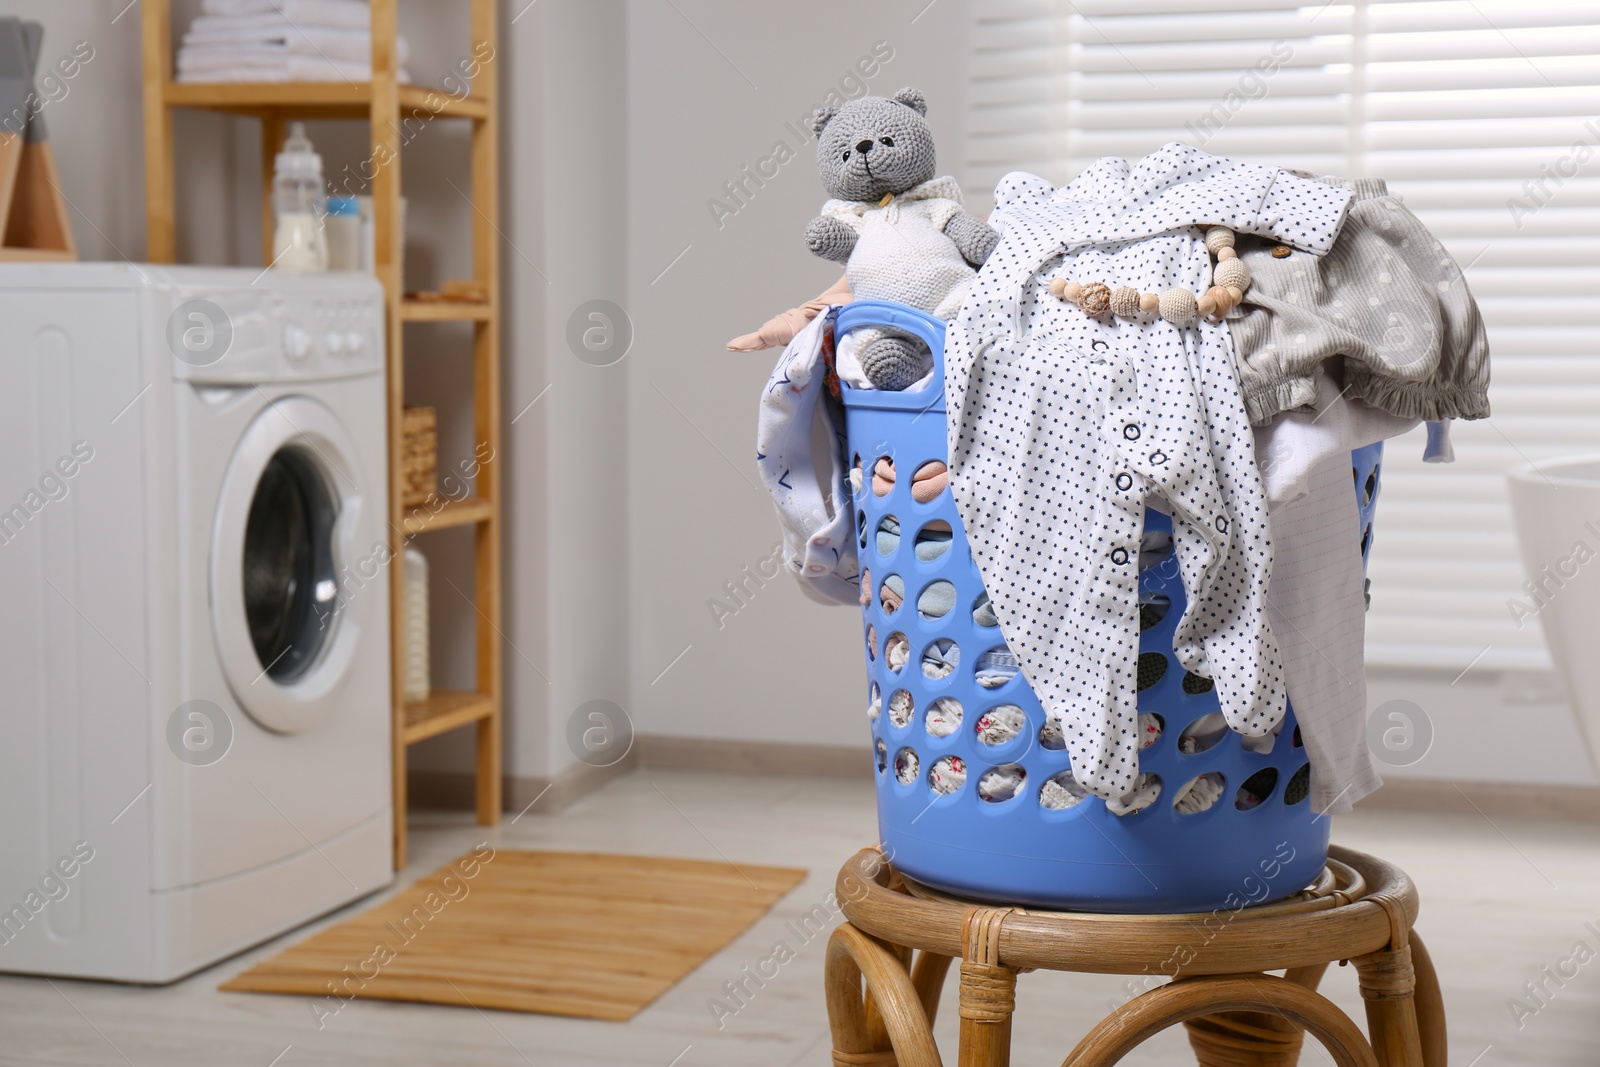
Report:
825,844,1446,1067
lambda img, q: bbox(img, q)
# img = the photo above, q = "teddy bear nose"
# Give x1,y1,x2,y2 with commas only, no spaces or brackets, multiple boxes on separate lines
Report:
855,139,875,155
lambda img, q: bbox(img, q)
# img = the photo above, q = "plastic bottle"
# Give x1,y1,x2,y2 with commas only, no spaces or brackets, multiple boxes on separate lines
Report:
325,195,362,271
402,546,430,702
272,122,328,271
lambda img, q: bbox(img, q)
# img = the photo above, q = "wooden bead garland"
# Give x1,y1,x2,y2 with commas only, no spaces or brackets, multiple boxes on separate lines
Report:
1050,225,1253,327
1079,280,1111,316
1158,287,1197,325
1214,257,1251,292
1109,286,1141,318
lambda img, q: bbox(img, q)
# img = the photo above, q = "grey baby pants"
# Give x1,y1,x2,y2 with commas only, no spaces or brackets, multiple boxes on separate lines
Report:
1230,176,1491,426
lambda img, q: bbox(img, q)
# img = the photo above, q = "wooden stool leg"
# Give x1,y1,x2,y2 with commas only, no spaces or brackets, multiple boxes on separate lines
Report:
1353,944,1424,1067
912,951,955,1025
959,908,1017,1067
1063,975,1379,1067
1409,933,1448,1067
1286,963,1331,992
1183,999,1308,1066
1182,963,1331,1066
826,923,944,1067
958,959,1016,1067
864,944,912,1052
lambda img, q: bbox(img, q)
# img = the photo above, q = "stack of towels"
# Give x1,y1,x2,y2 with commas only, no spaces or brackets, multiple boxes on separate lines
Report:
176,0,412,84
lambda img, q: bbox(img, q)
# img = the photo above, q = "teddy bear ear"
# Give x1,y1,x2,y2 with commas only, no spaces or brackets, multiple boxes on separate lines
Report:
891,87,927,116
810,104,839,136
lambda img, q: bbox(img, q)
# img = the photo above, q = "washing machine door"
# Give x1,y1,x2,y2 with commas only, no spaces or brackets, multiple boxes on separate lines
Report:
211,395,380,733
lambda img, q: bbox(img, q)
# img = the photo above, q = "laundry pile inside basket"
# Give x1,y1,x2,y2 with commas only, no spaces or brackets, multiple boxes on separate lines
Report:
752,143,1489,820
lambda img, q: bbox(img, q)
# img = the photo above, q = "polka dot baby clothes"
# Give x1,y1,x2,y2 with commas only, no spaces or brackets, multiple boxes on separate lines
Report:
943,143,1354,802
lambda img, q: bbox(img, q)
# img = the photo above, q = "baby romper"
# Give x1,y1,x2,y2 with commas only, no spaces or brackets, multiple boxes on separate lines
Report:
1230,176,1491,426
944,143,1354,801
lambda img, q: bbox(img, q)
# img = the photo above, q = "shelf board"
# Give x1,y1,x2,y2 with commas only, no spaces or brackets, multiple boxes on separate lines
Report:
400,495,494,536
403,689,494,744
0,248,76,263
164,81,489,121
401,298,492,322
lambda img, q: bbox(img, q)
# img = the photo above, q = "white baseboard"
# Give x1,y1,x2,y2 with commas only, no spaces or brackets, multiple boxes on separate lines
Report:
1355,776,1600,821
411,736,1600,822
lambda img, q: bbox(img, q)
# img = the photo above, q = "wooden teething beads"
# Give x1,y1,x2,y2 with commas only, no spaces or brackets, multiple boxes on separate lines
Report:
1158,287,1198,326
1078,281,1111,316
1108,286,1142,318
1049,225,1254,327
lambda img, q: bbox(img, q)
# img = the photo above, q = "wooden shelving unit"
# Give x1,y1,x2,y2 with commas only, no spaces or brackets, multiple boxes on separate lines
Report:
141,0,502,868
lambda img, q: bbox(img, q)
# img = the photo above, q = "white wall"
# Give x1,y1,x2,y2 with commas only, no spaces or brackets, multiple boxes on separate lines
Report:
1368,665,1599,787
623,0,975,754
372,0,636,783
3,2,147,259
513,0,632,780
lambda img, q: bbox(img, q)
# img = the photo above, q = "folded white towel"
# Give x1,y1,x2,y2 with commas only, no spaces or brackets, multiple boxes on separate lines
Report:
180,34,410,68
200,0,372,30
176,54,412,84
183,19,411,65
188,12,347,36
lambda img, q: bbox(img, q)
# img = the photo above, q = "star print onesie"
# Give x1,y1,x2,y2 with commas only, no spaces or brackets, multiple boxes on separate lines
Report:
943,143,1354,801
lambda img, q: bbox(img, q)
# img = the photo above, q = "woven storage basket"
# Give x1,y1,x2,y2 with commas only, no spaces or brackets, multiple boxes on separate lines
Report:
400,406,437,507
837,299,1383,913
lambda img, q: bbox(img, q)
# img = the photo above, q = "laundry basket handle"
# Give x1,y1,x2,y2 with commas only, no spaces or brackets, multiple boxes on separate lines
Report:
835,299,948,413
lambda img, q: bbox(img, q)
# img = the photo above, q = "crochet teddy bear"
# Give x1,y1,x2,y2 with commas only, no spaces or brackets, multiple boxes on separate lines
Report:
804,87,997,390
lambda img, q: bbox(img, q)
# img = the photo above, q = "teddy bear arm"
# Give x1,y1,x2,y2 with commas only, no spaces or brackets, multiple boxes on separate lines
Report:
805,215,858,264
943,211,999,267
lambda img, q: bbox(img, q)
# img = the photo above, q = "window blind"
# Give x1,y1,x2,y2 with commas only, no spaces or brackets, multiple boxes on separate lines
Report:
965,0,1600,672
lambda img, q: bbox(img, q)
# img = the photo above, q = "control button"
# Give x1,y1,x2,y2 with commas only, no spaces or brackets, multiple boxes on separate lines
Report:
343,331,365,353
325,332,346,354
282,323,313,362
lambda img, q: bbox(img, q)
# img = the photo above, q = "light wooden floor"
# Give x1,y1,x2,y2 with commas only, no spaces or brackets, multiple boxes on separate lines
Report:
3,768,1599,1065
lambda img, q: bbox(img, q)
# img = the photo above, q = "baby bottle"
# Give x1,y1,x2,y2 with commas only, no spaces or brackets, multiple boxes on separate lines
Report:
272,122,328,271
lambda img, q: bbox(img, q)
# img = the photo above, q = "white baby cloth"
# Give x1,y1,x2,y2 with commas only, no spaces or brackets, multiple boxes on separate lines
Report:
756,310,859,605
1264,448,1382,814
1255,367,1419,507
1254,367,1455,813
200,0,373,28
944,143,1354,801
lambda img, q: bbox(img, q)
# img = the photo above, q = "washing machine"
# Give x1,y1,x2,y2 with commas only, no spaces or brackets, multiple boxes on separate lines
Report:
0,263,393,982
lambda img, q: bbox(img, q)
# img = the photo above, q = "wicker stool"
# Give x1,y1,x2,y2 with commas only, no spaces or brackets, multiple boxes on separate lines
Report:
824,844,1446,1067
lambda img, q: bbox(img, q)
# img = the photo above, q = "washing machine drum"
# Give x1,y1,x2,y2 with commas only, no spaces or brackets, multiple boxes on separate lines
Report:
243,447,338,683
212,396,378,733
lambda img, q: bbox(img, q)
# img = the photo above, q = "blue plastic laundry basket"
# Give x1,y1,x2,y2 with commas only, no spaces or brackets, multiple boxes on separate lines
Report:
837,299,1383,913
